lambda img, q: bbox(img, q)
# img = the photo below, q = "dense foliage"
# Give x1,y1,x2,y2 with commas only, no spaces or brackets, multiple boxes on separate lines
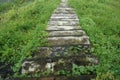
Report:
69,0,120,79
0,0,60,77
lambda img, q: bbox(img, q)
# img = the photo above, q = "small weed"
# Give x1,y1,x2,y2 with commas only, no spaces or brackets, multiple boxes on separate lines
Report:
72,64,96,76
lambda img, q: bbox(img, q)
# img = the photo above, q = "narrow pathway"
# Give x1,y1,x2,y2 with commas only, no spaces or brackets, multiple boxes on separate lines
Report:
47,0,90,46
22,0,98,79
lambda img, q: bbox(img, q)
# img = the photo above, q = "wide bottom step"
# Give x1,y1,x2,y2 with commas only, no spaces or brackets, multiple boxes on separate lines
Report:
22,55,98,74
14,75,96,80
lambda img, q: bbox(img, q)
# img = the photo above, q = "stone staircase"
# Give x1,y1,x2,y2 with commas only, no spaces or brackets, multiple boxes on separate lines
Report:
22,0,98,79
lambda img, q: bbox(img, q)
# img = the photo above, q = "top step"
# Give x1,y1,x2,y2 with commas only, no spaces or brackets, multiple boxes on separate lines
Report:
54,8,75,14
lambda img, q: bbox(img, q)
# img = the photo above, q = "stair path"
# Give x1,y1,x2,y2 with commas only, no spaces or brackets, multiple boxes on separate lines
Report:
21,0,98,79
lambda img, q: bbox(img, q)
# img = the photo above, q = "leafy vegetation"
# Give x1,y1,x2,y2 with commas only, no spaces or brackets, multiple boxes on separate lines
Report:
72,64,96,76
69,0,120,79
0,0,60,77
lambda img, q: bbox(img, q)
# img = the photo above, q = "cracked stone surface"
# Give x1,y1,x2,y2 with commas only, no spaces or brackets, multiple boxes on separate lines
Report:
48,30,86,36
46,26,80,30
22,0,98,74
48,36,90,46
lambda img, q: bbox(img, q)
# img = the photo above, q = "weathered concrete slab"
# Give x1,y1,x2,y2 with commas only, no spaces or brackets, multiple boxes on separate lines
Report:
22,55,98,74
46,26,80,30
34,45,91,58
54,9,75,14
56,8,73,10
54,8,75,14
48,20,79,26
16,75,96,80
48,36,90,46
48,30,86,37
49,18,79,21
51,14,78,19
58,3,69,8
41,75,96,80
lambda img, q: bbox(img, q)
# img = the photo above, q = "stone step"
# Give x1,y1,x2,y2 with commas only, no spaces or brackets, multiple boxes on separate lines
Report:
19,75,96,80
54,8,74,13
48,30,86,37
50,18,79,21
33,45,91,58
47,26,81,30
48,36,90,46
51,14,78,19
51,14,77,17
49,21,78,26
54,10,75,14
48,20,79,26
58,3,69,7
56,7,73,10
22,55,98,74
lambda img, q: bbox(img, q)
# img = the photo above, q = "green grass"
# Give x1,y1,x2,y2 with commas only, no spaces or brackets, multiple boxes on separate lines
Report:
0,0,60,77
69,0,120,79
0,0,34,13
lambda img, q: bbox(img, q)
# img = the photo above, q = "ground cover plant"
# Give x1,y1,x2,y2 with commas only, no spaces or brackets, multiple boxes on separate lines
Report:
0,0,60,78
69,0,120,79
